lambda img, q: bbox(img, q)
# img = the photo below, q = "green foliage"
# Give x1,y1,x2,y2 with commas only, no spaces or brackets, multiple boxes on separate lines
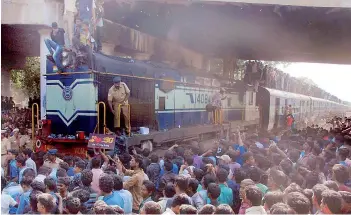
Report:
10,57,40,98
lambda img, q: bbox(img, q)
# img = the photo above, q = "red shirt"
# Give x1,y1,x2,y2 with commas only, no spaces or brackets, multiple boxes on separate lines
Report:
287,116,293,126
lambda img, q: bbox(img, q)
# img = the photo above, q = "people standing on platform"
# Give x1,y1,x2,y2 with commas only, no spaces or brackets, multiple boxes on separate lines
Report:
44,22,65,72
108,76,131,135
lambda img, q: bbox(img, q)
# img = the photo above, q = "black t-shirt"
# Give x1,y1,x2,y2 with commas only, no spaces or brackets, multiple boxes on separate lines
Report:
51,28,65,46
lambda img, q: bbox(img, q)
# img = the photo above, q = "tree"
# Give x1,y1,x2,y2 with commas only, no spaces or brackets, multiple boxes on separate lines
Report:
10,57,40,98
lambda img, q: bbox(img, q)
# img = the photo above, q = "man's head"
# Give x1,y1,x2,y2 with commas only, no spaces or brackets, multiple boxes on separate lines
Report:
202,174,216,190
47,149,58,162
65,197,81,214
285,191,311,214
20,176,33,192
207,183,221,200
269,203,296,214
113,76,122,88
44,177,56,192
264,191,284,211
164,183,176,198
244,185,263,207
320,189,343,214
81,169,93,187
215,204,234,214
175,175,189,193
171,193,191,214
75,18,82,27
140,201,161,215
141,180,155,198
99,173,114,195
216,168,229,183
339,191,351,213
198,204,216,215
91,157,101,169
57,176,71,193
16,155,26,168
74,160,86,174
130,154,143,169
113,175,123,191
37,193,56,214
179,204,197,214
312,184,329,209
13,128,19,137
217,154,231,166
243,152,255,166
187,178,199,195
332,164,349,184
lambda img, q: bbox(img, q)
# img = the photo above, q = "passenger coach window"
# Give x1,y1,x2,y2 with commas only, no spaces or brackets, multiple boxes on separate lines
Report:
159,97,165,111
249,92,254,105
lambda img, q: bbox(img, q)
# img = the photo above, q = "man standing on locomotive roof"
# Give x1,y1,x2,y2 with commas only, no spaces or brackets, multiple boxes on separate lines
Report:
108,76,131,135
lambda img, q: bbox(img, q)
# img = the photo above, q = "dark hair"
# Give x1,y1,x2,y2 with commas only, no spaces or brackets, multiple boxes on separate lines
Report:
141,201,161,214
23,168,36,178
31,180,46,192
214,204,234,214
56,168,68,177
243,152,253,163
175,175,189,191
269,168,287,189
37,193,55,213
303,188,313,208
99,174,114,193
22,148,33,158
321,189,343,214
59,162,70,171
270,202,296,214
279,159,293,176
30,190,43,212
248,166,261,183
245,185,262,206
207,183,221,199
198,204,216,214
171,193,191,207
75,160,86,170
81,169,93,187
142,148,151,157
312,184,329,205
113,175,123,191
203,174,216,189
339,191,351,204
179,204,197,214
72,189,90,203
16,155,26,166
164,151,175,161
133,154,144,167
143,180,156,194
37,166,51,175
91,157,101,169
288,149,300,163
216,168,229,183
149,154,159,163
264,191,284,209
283,183,303,197
57,176,71,186
164,183,176,198
234,168,247,184
332,164,349,183
175,147,185,157
227,151,237,161
20,176,33,187
188,178,199,193
338,147,350,161
285,191,311,214
193,168,204,182
44,177,56,191
323,180,339,191
164,161,173,172
66,197,81,214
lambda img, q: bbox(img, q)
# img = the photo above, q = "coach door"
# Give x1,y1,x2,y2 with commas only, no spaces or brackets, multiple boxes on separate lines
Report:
274,97,280,129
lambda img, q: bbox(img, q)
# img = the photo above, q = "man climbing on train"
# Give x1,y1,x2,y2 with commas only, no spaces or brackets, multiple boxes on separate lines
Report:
207,88,227,124
108,76,131,135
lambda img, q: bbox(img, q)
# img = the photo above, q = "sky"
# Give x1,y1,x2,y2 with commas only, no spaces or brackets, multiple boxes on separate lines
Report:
276,63,351,102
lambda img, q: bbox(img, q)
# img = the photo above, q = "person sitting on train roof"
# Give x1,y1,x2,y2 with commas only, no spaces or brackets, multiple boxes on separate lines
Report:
43,149,63,170
44,22,65,72
108,76,131,135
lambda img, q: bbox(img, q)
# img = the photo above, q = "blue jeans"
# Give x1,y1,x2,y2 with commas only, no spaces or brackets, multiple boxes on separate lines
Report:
44,39,63,71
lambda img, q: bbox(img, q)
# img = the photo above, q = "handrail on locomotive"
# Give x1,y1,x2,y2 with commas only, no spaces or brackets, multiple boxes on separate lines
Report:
96,101,107,134
31,103,39,151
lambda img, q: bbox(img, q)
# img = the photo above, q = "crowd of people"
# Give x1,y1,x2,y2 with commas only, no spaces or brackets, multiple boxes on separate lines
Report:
1,114,351,214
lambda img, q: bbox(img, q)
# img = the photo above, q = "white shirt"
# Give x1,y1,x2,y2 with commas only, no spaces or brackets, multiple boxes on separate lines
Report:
34,174,46,183
245,206,267,215
64,0,77,13
26,158,37,175
1,193,17,215
162,208,176,215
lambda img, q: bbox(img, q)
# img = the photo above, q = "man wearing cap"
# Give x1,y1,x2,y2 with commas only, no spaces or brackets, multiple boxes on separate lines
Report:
9,128,21,151
43,149,63,169
44,22,66,72
108,77,131,134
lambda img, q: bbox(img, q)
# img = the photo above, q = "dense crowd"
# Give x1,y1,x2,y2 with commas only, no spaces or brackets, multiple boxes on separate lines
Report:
1,115,351,215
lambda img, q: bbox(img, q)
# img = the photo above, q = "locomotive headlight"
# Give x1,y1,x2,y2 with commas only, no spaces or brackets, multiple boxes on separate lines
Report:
62,59,69,67
62,51,69,58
